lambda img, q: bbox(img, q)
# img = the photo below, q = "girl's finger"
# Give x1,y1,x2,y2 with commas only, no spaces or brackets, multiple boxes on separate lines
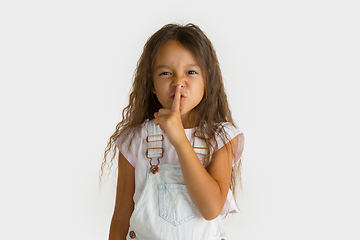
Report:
171,85,181,112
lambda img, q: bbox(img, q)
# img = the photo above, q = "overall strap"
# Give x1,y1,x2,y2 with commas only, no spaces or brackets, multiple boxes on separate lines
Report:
146,120,163,159
146,119,208,158
193,132,208,155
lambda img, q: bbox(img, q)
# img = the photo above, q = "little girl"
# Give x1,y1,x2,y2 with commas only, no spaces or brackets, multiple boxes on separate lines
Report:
102,23,245,240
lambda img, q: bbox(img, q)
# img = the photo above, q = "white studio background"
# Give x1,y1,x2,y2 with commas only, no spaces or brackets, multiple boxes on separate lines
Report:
1,0,359,239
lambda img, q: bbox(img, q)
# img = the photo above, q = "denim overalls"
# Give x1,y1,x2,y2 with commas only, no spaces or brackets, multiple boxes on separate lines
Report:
126,120,226,240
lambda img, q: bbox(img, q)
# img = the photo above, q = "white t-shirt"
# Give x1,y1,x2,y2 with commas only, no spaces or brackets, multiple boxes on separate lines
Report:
115,119,245,215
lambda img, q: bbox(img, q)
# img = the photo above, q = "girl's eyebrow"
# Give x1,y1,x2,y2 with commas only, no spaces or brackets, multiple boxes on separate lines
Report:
154,63,200,70
154,65,169,70
186,63,200,68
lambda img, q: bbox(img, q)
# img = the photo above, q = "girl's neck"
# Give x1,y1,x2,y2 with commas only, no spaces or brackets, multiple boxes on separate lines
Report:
181,112,198,129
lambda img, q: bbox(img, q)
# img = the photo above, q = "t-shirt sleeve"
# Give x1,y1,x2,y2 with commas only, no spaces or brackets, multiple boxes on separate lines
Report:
114,123,147,168
215,123,245,166
216,123,245,215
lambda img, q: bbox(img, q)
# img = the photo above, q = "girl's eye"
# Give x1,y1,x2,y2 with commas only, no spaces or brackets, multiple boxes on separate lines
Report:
160,72,171,76
187,70,197,75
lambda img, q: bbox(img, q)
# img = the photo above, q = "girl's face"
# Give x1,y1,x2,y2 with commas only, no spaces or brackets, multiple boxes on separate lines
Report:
152,40,205,126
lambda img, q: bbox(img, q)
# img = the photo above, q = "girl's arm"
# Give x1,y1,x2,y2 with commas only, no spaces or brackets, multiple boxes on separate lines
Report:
109,152,135,240
154,85,238,220
174,135,237,220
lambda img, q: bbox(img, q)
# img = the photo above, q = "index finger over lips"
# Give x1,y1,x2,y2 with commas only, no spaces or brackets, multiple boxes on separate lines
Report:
171,84,181,112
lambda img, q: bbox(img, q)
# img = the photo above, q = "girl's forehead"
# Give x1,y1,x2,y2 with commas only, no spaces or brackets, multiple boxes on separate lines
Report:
157,40,190,56
154,40,198,67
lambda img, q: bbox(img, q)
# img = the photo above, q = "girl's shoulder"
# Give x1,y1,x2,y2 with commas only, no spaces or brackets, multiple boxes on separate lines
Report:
217,122,243,135
114,119,150,167
214,122,243,145
213,122,244,166
115,119,149,143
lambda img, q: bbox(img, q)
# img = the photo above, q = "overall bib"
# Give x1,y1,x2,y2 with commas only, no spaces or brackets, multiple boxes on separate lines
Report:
126,120,226,240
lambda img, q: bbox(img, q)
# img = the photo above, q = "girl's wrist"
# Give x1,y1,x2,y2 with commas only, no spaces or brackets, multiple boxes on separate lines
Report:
173,133,192,153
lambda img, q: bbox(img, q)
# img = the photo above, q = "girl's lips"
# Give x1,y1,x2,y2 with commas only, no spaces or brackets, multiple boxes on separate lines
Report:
171,94,186,102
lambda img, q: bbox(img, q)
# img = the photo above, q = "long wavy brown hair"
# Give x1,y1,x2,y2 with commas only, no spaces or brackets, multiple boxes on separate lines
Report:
101,23,241,206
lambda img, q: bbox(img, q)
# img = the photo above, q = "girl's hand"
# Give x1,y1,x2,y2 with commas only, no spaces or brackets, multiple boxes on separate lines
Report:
154,85,187,147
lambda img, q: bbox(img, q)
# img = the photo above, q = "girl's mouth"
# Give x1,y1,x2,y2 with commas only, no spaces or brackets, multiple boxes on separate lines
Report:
171,94,186,102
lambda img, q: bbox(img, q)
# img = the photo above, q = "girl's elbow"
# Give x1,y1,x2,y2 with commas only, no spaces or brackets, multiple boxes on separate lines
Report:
203,213,220,221
201,207,222,221
203,214,218,221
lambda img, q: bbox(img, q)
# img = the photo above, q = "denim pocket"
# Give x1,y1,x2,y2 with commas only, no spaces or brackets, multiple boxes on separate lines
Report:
159,183,195,226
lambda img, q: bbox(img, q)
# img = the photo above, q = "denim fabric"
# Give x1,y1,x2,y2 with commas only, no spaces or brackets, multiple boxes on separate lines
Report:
159,183,195,226
126,164,226,240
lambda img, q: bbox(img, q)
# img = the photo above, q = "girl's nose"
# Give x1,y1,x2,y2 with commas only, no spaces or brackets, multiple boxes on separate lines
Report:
173,83,184,88
172,77,185,88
